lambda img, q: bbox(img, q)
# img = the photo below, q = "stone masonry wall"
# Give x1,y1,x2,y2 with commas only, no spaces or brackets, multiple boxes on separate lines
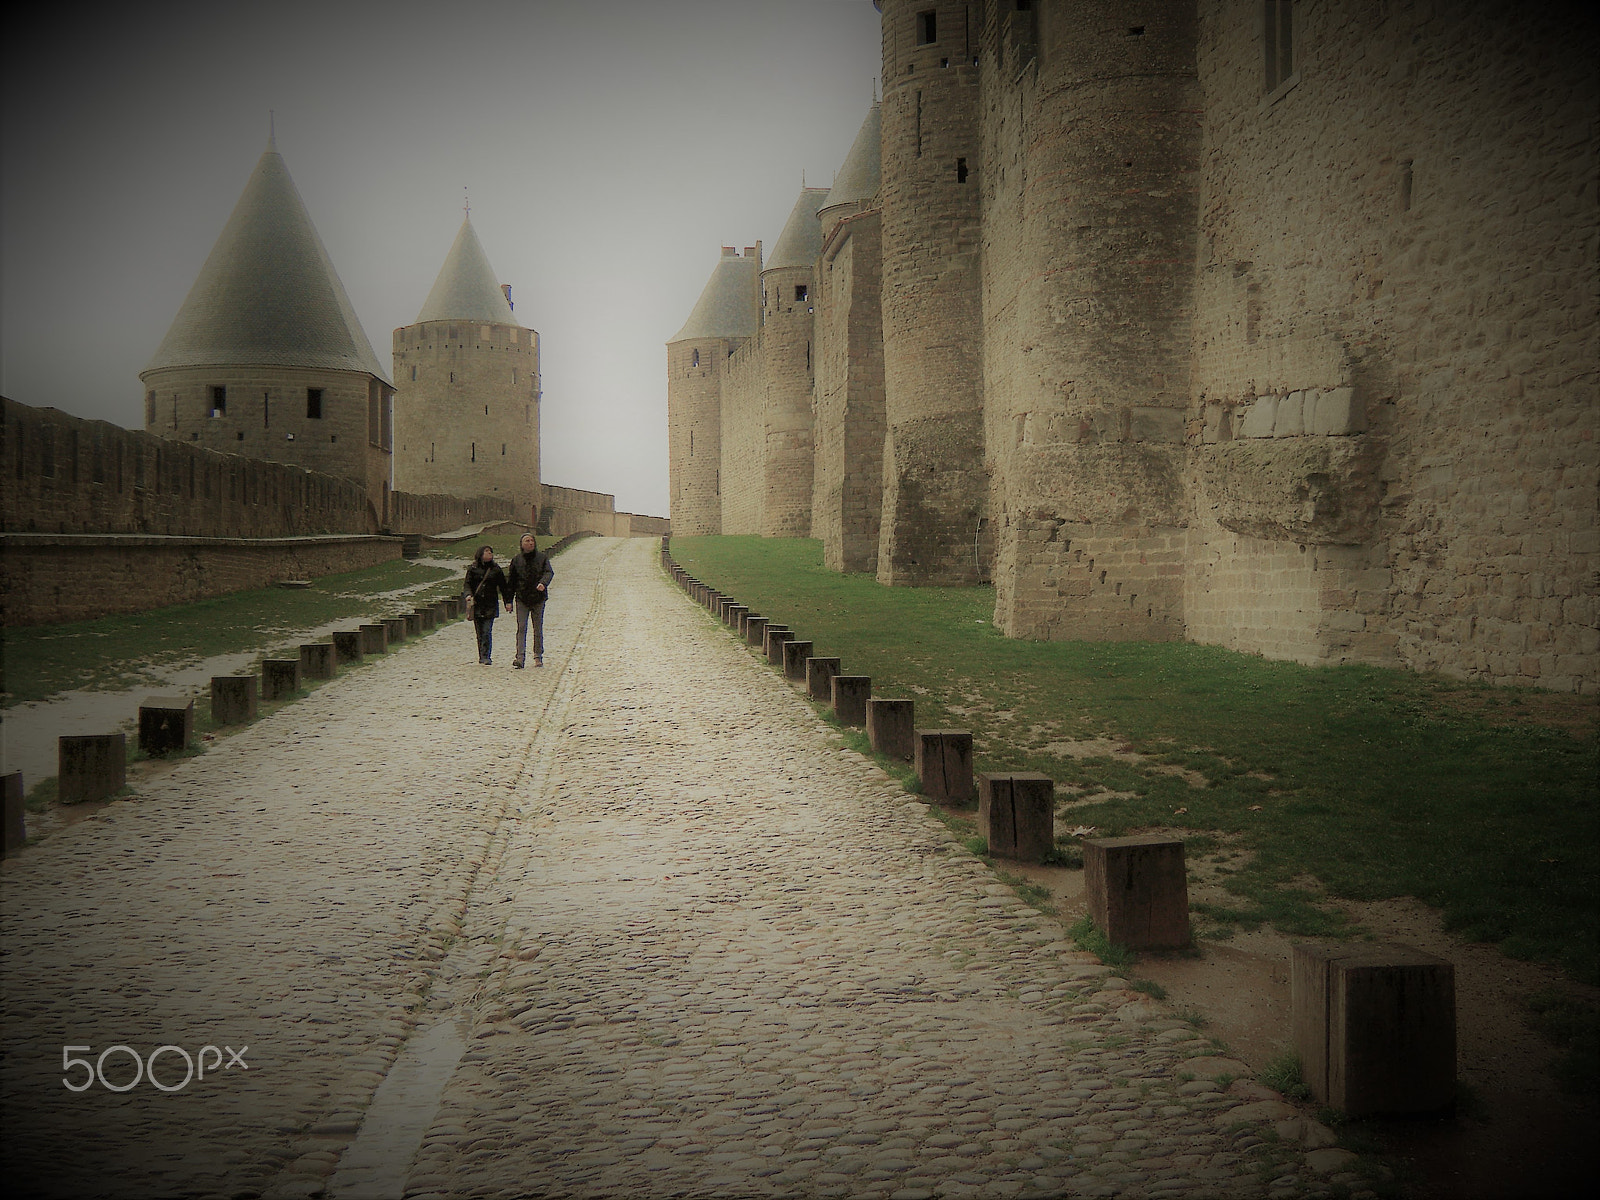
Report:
667,337,733,536
719,336,766,536
760,264,818,538
1188,0,1598,691
811,211,885,573
392,318,540,515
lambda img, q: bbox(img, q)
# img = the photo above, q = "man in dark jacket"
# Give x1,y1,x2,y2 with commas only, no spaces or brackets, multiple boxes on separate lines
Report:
506,533,555,668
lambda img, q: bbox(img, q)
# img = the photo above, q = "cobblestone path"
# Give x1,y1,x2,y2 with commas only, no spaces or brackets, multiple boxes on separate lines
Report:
1,538,1346,1199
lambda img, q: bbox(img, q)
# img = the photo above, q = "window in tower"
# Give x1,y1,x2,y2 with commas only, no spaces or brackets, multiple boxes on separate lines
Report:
917,10,937,44
1262,1,1298,97
794,284,808,302
957,157,969,183
411,365,417,381
471,442,477,462
209,386,226,418
307,388,324,419
692,348,700,367
485,405,490,416
501,444,506,455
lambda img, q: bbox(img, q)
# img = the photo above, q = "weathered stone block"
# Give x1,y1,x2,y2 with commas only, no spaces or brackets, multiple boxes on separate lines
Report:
138,695,194,756
831,675,871,726
2,771,24,855
261,658,301,701
210,676,258,725
415,607,436,631
866,698,915,761
1292,943,1455,1117
783,640,814,682
59,734,127,804
1274,391,1306,437
915,729,974,803
359,623,388,654
725,604,748,629
442,597,462,619
432,601,450,623
765,628,794,665
332,631,364,664
978,772,1055,861
1082,835,1190,950
1311,387,1365,435
403,612,423,637
383,617,407,643
745,616,768,648
738,610,760,638
1240,395,1279,438
299,642,335,680
806,657,841,701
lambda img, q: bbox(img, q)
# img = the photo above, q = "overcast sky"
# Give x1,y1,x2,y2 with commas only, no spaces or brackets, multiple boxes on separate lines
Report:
1,1,883,518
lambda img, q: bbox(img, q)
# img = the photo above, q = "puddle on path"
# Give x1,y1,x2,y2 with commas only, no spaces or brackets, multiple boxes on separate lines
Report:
0,578,459,788
327,1019,467,1199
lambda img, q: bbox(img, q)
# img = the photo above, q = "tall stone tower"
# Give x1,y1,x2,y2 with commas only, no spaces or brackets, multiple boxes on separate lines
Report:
812,101,886,573
141,135,394,517
392,218,540,518
759,188,830,537
877,0,987,585
666,247,760,535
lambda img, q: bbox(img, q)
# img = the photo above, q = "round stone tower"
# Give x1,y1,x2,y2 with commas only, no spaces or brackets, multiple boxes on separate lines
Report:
759,188,830,537
391,218,540,518
666,247,760,536
140,135,394,517
877,0,987,585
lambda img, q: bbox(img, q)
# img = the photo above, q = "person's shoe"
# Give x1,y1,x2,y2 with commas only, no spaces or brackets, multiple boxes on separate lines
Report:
534,655,543,668
513,660,524,669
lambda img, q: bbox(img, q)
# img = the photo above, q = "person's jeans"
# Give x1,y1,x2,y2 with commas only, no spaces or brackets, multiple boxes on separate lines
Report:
514,598,545,664
473,615,495,662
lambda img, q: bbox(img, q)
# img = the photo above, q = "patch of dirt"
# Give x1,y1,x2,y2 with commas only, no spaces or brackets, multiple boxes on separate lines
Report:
995,857,1597,1200
1428,688,1599,737
1040,738,1210,788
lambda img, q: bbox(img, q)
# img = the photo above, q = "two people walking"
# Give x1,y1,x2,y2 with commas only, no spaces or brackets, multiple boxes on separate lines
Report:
463,534,554,667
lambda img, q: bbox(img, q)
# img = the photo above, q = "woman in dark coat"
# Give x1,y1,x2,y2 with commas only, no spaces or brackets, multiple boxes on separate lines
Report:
463,545,511,665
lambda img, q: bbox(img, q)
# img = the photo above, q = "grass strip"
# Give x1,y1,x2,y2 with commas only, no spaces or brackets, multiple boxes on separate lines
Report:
670,535,1600,984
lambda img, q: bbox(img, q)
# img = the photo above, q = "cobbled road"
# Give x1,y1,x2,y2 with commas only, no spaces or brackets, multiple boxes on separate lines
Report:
1,538,1343,1200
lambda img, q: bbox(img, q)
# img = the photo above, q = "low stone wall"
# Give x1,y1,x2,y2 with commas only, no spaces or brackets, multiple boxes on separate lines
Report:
0,533,401,627
389,490,522,537
538,483,668,540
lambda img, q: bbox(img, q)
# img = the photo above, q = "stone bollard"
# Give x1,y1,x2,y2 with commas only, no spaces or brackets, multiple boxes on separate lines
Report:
384,617,407,644
867,698,916,762
444,597,461,619
1292,943,1456,1117
432,601,450,623
914,729,974,803
978,772,1056,862
261,659,302,701
765,628,794,665
415,607,436,632
783,640,814,682
332,631,364,665
138,696,194,757
745,616,769,649
1082,835,1190,950
831,675,871,726
2,771,24,855
211,676,258,725
806,657,842,701
59,734,126,804
403,612,422,637
726,604,748,629
359,623,389,654
299,642,336,681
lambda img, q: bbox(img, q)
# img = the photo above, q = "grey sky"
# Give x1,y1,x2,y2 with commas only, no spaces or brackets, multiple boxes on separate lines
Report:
1,1,883,518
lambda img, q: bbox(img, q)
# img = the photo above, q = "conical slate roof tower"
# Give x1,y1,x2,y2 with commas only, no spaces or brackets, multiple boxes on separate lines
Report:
140,136,394,505
392,216,541,516
669,247,761,344
818,103,881,236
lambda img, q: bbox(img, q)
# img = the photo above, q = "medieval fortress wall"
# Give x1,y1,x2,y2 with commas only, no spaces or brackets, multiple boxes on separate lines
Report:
667,0,1598,693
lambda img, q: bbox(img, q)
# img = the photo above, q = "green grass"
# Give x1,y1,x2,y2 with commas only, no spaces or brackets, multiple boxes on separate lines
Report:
1523,989,1600,1099
670,535,1600,984
1067,915,1136,972
1259,1051,1313,1100
1,558,456,706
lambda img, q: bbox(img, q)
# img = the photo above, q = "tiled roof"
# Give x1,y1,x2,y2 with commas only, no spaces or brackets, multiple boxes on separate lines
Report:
415,217,517,325
143,141,389,384
668,250,759,343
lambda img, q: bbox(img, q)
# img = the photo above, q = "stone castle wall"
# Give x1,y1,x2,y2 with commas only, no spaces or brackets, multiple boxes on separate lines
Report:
759,264,818,538
392,318,540,516
667,337,735,536
538,483,668,541
719,337,766,535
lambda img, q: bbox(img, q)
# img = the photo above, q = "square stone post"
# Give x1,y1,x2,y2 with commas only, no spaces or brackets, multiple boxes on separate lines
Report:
1082,835,1190,950
1292,943,1456,1117
978,772,1055,861
261,659,302,701
403,612,422,636
59,734,126,804
914,730,974,803
210,675,258,724
726,604,748,629
359,623,389,654
831,675,872,726
138,696,194,756
806,657,842,701
867,699,915,761
765,628,794,665
745,616,768,648
383,617,407,643
415,607,436,631
299,642,336,680
783,640,814,682
332,631,364,664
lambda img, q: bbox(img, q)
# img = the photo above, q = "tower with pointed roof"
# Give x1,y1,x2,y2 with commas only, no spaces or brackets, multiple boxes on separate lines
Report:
141,137,395,516
666,246,761,536
391,218,540,518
